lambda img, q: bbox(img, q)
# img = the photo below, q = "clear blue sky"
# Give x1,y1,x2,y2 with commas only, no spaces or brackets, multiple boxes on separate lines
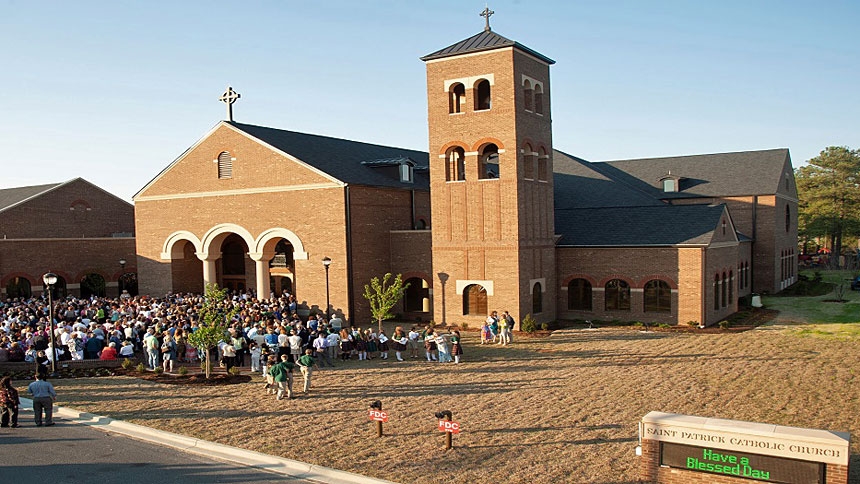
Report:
2,1,858,201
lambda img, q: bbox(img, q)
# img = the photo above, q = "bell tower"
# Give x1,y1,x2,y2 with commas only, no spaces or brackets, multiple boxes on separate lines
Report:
421,15,556,327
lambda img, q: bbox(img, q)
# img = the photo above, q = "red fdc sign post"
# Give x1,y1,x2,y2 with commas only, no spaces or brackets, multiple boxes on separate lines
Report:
368,409,389,422
438,419,461,433
368,408,388,437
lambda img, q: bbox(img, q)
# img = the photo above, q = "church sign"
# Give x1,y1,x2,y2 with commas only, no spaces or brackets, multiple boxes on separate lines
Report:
639,412,850,484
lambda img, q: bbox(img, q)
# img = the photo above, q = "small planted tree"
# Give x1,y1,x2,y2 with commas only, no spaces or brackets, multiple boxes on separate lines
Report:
363,273,409,334
187,284,237,379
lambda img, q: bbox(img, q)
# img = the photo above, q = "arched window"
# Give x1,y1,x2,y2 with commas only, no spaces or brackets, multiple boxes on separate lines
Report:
80,273,106,298
785,205,791,232
479,144,499,179
404,277,430,313
50,275,67,299
523,79,533,112
721,272,728,307
644,280,671,313
474,79,491,110
523,144,535,180
537,147,548,181
534,84,544,115
463,284,488,316
568,279,592,310
217,151,233,179
714,274,720,310
532,282,543,314
446,147,466,181
5,276,32,299
605,279,630,311
729,270,733,303
449,83,465,114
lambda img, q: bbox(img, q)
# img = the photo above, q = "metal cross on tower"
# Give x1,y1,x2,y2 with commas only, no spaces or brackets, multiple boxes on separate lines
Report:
219,86,241,122
480,5,494,32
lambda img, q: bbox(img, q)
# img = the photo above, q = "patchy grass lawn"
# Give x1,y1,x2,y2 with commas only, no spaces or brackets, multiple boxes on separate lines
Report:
763,270,860,325
24,323,860,484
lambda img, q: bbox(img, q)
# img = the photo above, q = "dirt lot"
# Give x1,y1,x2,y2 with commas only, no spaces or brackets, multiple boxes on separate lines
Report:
30,325,860,484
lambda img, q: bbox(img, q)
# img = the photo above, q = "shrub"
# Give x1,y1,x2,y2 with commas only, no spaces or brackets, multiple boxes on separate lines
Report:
460,322,469,331
135,363,146,373
718,320,731,329
521,314,538,333
540,322,549,331
153,366,164,374
178,366,189,376
658,323,671,329
686,321,699,327
228,366,242,376
121,358,134,370
632,321,644,327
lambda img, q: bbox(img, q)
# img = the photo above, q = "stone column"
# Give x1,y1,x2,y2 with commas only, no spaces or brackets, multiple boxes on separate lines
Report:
249,252,273,301
197,253,219,288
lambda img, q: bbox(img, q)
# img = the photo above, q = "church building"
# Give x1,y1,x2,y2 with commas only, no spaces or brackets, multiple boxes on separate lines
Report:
133,18,798,327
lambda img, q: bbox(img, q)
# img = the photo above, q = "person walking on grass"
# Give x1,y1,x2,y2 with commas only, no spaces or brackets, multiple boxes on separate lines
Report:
27,373,56,427
450,330,463,364
268,354,295,400
296,349,320,394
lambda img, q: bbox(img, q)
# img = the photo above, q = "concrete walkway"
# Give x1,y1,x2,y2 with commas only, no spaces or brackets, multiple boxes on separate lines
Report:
16,397,396,484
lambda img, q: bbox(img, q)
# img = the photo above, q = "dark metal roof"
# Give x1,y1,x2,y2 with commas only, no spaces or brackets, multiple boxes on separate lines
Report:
360,156,417,167
228,122,430,190
597,149,791,199
553,149,663,210
0,182,63,214
555,204,728,247
420,30,555,64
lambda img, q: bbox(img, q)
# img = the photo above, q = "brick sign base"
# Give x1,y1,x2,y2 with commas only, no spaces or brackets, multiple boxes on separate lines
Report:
639,412,850,484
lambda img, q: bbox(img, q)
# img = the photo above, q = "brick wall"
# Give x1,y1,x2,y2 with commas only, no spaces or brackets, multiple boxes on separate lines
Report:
0,178,134,239
0,238,136,298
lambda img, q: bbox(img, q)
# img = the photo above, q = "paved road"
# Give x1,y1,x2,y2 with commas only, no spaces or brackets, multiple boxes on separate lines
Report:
0,410,312,484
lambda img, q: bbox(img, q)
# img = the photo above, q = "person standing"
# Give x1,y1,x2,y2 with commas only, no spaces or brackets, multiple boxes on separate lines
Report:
268,354,294,400
143,329,160,369
296,349,320,394
161,335,177,373
0,376,20,428
450,330,463,364
27,373,56,427
313,331,334,368
497,314,509,346
503,311,516,343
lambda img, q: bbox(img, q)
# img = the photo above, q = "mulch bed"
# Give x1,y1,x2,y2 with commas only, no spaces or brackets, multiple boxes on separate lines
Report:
112,368,252,385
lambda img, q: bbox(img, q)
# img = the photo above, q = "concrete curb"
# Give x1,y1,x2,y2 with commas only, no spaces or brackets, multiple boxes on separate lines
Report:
19,397,397,484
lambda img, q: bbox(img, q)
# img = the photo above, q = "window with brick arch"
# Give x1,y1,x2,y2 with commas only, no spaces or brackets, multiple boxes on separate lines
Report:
5,276,32,299
605,279,630,311
523,143,535,180
721,272,728,307
785,205,791,232
479,144,499,179
537,147,548,181
534,84,544,115
445,147,465,181
523,79,533,112
643,280,671,313
568,278,592,311
532,282,543,314
714,274,720,311
728,270,734,303
449,83,465,114
463,284,488,316
474,79,491,110
217,151,233,179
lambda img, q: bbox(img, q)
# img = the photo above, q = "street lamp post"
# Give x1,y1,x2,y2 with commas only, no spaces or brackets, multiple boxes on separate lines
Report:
42,272,58,376
322,257,332,319
118,258,127,297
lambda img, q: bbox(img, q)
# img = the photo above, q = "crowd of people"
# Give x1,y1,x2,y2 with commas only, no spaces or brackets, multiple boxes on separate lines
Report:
0,289,494,380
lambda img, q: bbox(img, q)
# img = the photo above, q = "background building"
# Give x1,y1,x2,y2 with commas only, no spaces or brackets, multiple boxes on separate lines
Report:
0,178,136,299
